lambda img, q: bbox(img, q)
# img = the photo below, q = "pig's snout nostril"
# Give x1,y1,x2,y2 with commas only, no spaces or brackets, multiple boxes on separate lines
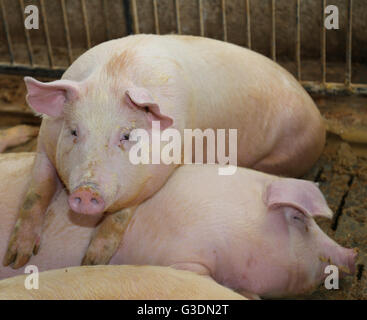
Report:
68,186,105,215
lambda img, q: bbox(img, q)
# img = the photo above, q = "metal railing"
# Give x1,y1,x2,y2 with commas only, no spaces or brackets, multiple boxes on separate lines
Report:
0,0,365,95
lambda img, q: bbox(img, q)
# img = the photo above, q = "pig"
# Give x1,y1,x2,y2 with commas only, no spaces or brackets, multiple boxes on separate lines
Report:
3,34,325,269
0,265,245,300
110,165,357,298
0,153,356,299
0,125,39,153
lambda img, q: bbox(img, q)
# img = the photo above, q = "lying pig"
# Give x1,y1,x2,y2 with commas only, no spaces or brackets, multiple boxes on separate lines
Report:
4,34,325,268
0,265,245,300
0,154,355,298
0,125,39,153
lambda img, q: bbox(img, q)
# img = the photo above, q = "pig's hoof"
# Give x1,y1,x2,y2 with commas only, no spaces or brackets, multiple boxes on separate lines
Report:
81,240,115,266
81,251,99,266
2,219,41,269
81,251,110,266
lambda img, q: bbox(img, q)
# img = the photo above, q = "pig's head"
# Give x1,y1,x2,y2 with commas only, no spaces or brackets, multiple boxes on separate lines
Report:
247,178,357,298
24,76,175,215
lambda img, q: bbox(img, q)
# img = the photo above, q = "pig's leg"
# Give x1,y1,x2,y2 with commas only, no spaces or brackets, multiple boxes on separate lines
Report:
81,206,136,265
2,152,60,269
0,125,39,152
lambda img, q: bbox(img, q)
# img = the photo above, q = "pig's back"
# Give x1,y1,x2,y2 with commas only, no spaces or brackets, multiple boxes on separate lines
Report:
62,34,306,114
0,265,246,300
62,34,321,170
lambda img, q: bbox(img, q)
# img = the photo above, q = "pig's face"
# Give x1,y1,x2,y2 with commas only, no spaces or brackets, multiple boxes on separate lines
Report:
24,76,175,215
253,179,357,298
256,206,356,298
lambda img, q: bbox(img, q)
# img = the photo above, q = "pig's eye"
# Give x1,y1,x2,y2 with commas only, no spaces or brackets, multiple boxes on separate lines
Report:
144,106,149,112
285,208,309,233
71,129,78,137
120,132,130,141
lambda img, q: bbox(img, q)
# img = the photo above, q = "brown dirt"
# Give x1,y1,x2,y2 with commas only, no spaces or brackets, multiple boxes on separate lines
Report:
298,134,367,300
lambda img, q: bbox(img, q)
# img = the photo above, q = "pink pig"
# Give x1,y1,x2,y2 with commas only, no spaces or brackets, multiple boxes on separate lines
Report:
3,34,325,269
0,154,355,298
112,164,357,298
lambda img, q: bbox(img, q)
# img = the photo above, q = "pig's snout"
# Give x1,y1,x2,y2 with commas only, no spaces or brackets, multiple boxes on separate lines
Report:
338,248,358,276
68,185,105,215
321,247,358,278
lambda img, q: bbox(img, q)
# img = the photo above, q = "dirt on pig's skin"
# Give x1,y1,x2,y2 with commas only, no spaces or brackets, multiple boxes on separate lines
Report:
22,193,41,211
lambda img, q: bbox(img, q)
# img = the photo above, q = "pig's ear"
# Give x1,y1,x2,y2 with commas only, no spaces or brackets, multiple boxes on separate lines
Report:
125,88,173,130
24,76,80,117
264,178,333,219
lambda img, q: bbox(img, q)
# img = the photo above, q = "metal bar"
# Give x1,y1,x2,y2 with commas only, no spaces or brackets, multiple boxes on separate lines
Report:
302,81,366,96
245,0,251,49
221,0,227,41
345,0,353,87
122,0,133,35
40,0,54,68
1,62,365,98
61,0,73,64
19,0,34,66
321,0,326,84
175,0,181,34
103,0,111,39
271,0,276,61
81,0,91,49
198,0,204,36
0,109,41,124
0,63,65,78
131,0,140,34
296,0,301,80
0,0,14,64
153,0,160,35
